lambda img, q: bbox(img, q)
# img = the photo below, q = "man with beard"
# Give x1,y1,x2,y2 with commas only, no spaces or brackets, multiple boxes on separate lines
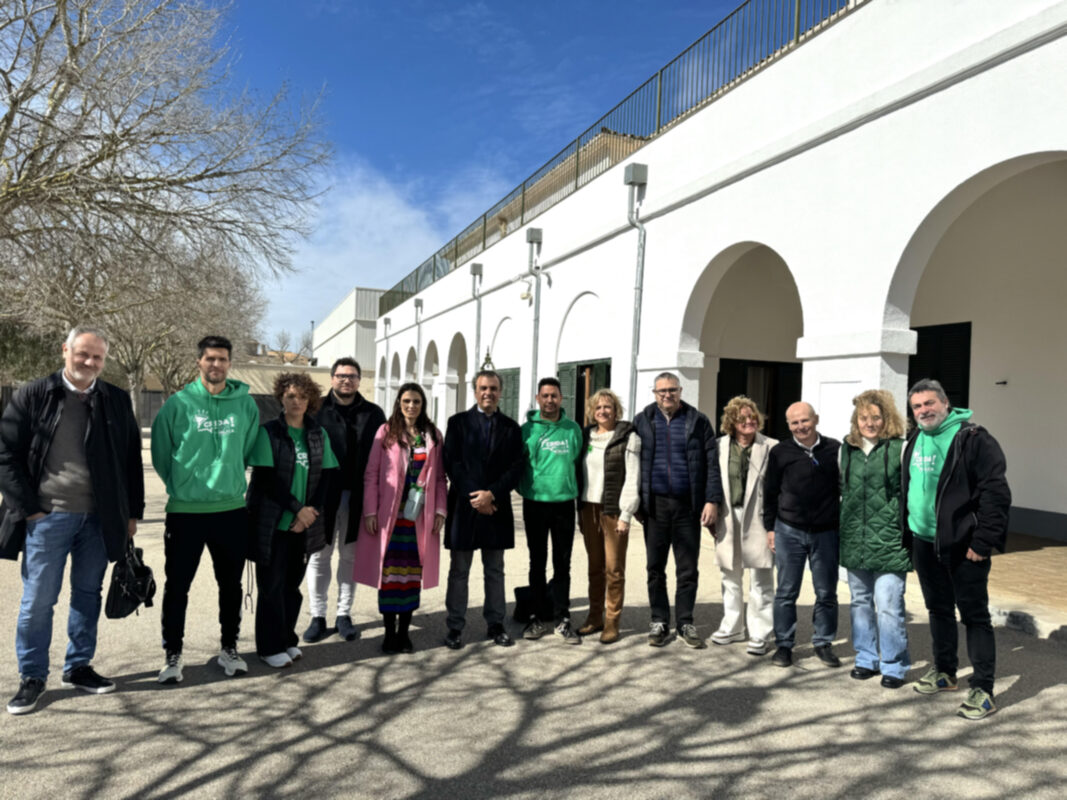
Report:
303,357,385,643
151,335,260,684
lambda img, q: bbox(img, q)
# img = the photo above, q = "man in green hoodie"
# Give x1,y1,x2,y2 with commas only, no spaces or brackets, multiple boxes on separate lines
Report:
901,378,1011,720
518,377,584,644
151,335,261,685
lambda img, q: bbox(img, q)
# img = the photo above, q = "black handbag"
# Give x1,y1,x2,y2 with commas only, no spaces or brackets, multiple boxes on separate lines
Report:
105,540,157,619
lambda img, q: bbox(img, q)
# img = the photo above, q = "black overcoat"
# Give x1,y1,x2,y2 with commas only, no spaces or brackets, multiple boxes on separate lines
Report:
442,406,524,551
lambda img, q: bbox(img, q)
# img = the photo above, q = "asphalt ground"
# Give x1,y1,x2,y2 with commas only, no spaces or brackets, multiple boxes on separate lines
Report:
1,462,1066,800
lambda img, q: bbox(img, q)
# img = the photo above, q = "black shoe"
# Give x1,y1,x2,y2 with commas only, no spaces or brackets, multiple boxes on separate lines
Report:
7,677,45,715
648,622,670,647
398,632,414,654
444,629,463,650
555,618,582,645
302,616,332,643
522,616,551,640
677,624,706,649
881,675,905,689
771,646,793,668
850,666,879,680
381,629,400,655
487,624,514,647
814,644,842,668
336,615,360,642
61,665,116,694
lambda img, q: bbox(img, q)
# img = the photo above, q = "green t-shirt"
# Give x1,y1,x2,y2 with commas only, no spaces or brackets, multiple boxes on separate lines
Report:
249,425,338,531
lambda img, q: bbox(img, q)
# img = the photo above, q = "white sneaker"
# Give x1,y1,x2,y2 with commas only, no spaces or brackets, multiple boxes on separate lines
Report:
158,652,183,684
286,646,303,661
746,638,769,656
259,652,293,669
710,629,746,645
218,647,248,676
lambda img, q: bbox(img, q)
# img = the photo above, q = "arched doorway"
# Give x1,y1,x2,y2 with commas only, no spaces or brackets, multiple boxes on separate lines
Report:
889,153,1067,539
422,340,440,425
445,333,469,422
682,242,803,441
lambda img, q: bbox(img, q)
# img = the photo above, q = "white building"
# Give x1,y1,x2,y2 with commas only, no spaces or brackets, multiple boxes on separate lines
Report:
324,0,1067,540
312,286,383,401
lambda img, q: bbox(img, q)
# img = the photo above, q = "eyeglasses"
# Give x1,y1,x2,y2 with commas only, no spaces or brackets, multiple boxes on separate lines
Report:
654,388,680,396
333,373,359,382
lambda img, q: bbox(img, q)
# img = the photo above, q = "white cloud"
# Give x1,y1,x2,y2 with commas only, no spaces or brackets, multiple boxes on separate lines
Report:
262,154,512,343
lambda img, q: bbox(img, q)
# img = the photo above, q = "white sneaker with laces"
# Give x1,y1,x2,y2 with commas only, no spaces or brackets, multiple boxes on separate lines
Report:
260,652,293,669
218,647,249,676
710,629,746,645
158,652,184,684
746,638,769,656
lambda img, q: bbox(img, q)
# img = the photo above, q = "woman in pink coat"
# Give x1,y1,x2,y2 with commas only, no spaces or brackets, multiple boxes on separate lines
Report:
357,382,447,654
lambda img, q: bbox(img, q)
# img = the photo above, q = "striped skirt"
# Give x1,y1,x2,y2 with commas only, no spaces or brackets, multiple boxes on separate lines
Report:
378,518,423,613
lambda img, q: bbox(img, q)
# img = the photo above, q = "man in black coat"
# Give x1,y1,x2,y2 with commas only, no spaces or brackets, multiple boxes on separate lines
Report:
0,326,144,715
303,357,385,643
763,401,841,670
442,369,524,649
632,372,722,649
903,378,1011,720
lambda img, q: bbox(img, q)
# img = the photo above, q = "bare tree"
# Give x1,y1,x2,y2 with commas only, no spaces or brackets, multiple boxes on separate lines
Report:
273,329,293,363
0,0,329,290
298,328,314,359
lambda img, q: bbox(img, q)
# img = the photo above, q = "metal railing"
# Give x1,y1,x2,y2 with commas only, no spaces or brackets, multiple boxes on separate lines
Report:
379,0,859,317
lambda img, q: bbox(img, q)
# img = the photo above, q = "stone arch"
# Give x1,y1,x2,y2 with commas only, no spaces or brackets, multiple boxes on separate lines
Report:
422,340,439,386
679,242,803,440
404,347,417,382
445,332,469,419
887,152,1067,534
377,356,387,408
553,291,601,368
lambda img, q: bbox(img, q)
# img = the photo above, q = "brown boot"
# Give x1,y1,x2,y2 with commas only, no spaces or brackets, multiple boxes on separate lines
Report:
577,617,603,636
600,618,620,644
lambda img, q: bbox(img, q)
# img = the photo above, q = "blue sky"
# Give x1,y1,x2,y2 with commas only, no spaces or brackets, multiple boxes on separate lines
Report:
224,0,740,344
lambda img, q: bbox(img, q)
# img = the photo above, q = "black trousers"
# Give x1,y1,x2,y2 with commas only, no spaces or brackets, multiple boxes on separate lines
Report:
522,498,576,623
912,536,996,693
645,495,700,627
161,509,247,654
255,528,309,656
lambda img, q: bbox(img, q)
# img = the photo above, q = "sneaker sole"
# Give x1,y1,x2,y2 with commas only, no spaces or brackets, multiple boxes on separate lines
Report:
681,639,707,649
958,706,996,720
218,661,249,677
710,633,746,645
158,674,183,685
6,694,43,715
60,679,116,694
648,638,669,647
914,684,959,695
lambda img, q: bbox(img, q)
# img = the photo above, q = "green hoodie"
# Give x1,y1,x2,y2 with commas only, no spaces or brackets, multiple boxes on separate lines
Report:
518,408,583,503
907,407,973,542
151,377,261,513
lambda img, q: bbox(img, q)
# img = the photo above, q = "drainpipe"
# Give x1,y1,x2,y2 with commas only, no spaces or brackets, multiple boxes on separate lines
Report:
624,163,648,419
526,228,543,407
414,298,424,386
470,263,484,366
382,316,392,408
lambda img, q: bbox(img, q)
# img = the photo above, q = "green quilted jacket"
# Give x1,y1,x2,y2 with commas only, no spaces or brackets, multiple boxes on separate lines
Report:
839,438,911,572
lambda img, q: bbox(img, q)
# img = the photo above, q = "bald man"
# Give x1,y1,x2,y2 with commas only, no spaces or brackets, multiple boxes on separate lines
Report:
762,402,841,669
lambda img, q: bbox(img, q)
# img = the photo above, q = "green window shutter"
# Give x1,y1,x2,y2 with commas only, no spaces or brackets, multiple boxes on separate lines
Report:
498,368,520,421
557,364,577,422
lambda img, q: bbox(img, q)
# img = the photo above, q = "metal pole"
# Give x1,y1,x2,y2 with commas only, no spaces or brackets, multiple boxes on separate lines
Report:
627,184,647,420
525,229,543,409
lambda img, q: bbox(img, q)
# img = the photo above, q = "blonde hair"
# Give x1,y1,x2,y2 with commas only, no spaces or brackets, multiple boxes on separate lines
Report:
585,388,623,425
846,389,906,446
720,395,765,437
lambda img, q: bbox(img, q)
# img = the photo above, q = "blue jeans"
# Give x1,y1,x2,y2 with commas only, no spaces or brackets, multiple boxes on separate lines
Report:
846,569,911,679
16,512,108,679
773,522,839,648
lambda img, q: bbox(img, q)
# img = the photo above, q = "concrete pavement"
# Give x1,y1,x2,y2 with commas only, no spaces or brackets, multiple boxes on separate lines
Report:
1,460,1066,799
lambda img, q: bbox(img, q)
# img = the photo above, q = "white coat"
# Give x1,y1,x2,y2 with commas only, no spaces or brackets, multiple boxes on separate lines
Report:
713,432,777,570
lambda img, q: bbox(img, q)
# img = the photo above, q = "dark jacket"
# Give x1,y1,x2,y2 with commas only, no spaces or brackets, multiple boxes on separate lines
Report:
0,371,145,562
839,438,910,572
246,414,333,564
578,421,633,517
314,392,385,545
632,401,723,516
443,406,524,551
762,436,841,532
900,421,1011,561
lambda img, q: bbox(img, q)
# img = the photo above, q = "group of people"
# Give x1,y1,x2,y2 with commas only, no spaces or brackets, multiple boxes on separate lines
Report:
0,327,1011,723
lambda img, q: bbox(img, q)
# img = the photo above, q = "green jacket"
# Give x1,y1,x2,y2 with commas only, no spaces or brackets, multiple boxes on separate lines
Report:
150,378,260,513
839,438,911,572
518,408,582,503
907,407,973,542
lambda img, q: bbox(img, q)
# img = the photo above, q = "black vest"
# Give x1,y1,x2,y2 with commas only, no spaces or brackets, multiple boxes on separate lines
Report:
582,421,634,517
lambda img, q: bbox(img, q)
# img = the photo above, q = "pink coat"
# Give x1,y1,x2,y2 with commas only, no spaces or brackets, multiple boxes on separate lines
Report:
354,424,447,590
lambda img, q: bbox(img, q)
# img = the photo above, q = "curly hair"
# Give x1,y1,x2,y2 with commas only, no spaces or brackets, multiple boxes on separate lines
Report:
719,395,765,437
273,372,323,414
384,382,441,447
846,388,906,446
585,388,624,426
